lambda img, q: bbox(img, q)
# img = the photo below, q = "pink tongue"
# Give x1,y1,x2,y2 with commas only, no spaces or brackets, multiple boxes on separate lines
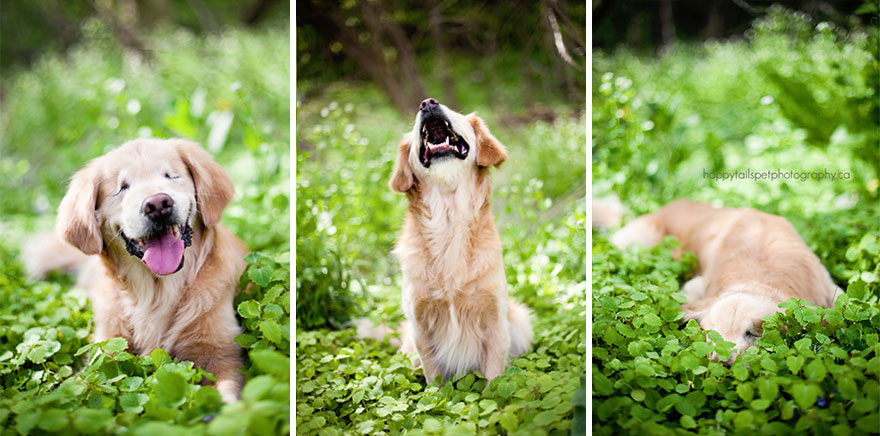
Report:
142,230,184,275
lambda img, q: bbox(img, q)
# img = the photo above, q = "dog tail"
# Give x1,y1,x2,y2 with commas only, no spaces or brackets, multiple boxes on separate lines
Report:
508,299,533,357
353,318,402,348
21,231,90,279
592,195,626,230
593,195,667,250
609,213,666,250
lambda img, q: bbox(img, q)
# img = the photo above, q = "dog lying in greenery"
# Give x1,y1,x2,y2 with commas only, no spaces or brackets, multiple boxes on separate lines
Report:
610,199,840,364
377,98,533,383
25,139,247,403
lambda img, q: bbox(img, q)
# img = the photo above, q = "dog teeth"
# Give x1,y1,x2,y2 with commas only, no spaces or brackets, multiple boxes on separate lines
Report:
426,137,452,153
172,226,181,239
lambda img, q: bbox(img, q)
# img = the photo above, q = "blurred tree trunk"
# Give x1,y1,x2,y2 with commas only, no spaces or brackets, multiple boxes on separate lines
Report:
307,0,426,115
186,0,219,32
428,0,457,107
546,0,586,53
44,0,81,54
242,0,279,25
542,0,583,104
135,0,170,28
659,0,676,46
542,2,576,102
88,0,150,59
703,0,723,39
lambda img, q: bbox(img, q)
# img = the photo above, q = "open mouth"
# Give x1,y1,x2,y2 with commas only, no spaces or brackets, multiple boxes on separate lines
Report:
418,116,469,168
122,223,192,276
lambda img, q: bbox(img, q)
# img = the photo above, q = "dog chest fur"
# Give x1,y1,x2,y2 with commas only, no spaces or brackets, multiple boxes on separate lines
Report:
390,102,531,382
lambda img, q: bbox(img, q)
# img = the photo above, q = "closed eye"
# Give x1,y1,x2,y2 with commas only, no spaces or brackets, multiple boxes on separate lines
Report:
117,182,129,195
165,172,180,180
744,330,760,340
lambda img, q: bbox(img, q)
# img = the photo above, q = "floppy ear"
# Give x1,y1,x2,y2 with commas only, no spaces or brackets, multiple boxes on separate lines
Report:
175,140,234,227
56,165,103,255
389,136,415,193
468,114,508,168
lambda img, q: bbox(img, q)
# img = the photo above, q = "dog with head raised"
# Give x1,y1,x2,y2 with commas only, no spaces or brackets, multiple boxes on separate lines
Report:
43,138,247,402
389,98,532,383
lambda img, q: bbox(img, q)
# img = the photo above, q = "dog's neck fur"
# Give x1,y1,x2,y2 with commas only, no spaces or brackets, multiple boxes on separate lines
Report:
99,218,215,354
403,166,493,293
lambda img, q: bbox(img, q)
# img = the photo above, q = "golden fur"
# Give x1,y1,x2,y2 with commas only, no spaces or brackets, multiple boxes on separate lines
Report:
611,199,840,363
388,101,532,382
33,138,246,402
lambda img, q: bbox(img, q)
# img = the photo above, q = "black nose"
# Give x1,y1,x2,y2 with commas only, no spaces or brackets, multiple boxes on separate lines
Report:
420,98,439,111
142,193,174,221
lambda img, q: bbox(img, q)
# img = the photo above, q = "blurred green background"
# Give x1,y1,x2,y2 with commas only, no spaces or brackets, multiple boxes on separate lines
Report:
1,1,291,434
593,2,879,435
593,2,878,274
296,1,588,434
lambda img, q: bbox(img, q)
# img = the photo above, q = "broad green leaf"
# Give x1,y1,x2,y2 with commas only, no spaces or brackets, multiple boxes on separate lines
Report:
104,337,128,353
731,362,749,381
787,356,805,374
259,320,282,344
750,399,771,411
499,411,518,432
154,371,188,407
72,409,112,434
804,359,827,382
120,393,150,413
737,384,754,402
791,383,821,410
249,265,273,287
37,409,68,432
251,349,290,380
238,300,262,319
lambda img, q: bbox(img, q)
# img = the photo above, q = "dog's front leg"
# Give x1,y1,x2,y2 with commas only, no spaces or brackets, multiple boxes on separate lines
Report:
205,353,245,403
414,341,441,384
479,320,510,381
178,341,244,403
173,307,245,403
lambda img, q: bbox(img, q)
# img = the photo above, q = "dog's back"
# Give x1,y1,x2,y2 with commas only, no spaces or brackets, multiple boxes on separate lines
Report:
22,231,91,279
612,200,838,307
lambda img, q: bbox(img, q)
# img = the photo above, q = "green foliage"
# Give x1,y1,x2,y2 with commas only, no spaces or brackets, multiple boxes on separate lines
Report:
0,236,290,435
295,86,586,431
1,19,290,237
0,20,290,436
594,8,878,217
593,7,879,435
295,296,586,436
593,239,880,435
236,252,292,359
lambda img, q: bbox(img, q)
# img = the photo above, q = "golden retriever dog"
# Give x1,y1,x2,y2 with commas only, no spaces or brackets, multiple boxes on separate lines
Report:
28,139,246,403
610,199,840,364
387,98,533,383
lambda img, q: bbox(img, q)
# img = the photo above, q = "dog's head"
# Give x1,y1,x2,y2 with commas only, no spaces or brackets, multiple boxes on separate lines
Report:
682,291,783,365
56,139,233,276
390,98,507,193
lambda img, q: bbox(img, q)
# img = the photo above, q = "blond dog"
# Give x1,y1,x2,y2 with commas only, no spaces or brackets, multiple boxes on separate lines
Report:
388,98,532,383
27,139,246,402
611,200,840,363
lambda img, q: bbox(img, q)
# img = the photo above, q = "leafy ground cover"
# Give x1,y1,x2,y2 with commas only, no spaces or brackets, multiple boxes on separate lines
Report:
0,20,290,435
295,79,587,433
592,7,879,435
